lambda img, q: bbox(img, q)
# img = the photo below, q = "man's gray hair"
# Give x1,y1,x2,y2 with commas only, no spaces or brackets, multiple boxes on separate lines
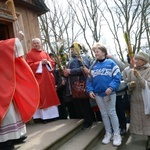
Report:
32,38,41,43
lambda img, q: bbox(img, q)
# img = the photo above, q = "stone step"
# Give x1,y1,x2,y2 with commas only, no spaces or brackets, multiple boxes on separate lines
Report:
122,134,148,150
92,124,130,150
14,119,84,150
14,119,147,150
57,122,104,150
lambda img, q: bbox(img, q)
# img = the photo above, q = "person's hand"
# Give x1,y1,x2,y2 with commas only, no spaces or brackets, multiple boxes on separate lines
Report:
82,67,89,75
42,59,48,65
17,31,24,41
55,85,57,90
105,88,112,95
63,68,70,77
89,91,95,99
104,96,111,101
61,79,66,85
130,81,136,88
133,69,140,77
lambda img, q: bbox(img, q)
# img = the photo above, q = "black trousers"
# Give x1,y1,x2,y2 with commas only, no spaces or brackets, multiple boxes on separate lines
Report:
116,95,127,130
73,98,94,125
65,101,77,119
57,90,68,119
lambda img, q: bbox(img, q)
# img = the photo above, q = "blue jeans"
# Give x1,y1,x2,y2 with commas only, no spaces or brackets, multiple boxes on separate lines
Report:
95,93,120,134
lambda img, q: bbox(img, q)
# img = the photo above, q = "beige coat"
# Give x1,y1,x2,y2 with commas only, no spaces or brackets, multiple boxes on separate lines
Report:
123,63,150,135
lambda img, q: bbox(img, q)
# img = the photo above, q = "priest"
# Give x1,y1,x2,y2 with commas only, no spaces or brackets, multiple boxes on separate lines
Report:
0,32,40,149
26,38,60,123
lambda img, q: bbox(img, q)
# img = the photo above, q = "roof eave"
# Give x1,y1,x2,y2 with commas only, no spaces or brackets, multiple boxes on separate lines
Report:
14,0,49,16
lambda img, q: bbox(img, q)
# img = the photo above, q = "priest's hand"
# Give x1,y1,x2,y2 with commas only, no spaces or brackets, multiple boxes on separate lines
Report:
42,59,48,65
17,31,24,41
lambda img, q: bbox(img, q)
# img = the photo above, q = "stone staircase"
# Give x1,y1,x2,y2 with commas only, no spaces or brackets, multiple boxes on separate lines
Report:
92,124,130,150
14,119,147,150
57,121,104,150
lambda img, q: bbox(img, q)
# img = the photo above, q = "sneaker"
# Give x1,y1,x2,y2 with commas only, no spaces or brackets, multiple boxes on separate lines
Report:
113,134,122,146
102,133,112,144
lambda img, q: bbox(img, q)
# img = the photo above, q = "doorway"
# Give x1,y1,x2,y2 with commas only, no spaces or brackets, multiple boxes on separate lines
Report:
0,20,14,40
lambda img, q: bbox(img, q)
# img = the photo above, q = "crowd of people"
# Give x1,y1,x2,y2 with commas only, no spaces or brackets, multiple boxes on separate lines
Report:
1,33,150,149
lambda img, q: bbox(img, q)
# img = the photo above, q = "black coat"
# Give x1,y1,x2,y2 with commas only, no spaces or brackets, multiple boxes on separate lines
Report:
65,55,90,96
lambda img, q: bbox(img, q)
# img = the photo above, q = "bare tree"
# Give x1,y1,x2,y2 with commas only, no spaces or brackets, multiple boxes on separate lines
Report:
98,0,150,61
39,0,149,61
67,0,104,57
141,0,150,50
39,0,81,55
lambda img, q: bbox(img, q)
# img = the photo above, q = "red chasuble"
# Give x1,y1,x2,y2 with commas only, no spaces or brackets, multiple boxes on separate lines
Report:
0,38,40,125
26,49,60,109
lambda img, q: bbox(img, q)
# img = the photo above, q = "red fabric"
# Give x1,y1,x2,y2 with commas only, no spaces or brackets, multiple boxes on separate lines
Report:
0,39,40,125
92,106,100,112
26,49,60,109
13,57,40,123
0,39,15,125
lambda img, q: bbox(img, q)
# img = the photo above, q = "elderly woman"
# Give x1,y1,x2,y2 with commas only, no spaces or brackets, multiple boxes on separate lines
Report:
123,51,150,149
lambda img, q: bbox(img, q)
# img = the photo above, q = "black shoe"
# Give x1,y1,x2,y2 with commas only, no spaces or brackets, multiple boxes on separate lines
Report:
146,138,150,150
0,145,14,150
42,120,48,124
81,123,92,130
126,117,130,123
120,129,126,135
13,136,27,144
0,140,14,150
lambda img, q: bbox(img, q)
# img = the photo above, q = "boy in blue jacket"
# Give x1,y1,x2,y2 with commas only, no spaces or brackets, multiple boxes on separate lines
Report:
86,43,122,146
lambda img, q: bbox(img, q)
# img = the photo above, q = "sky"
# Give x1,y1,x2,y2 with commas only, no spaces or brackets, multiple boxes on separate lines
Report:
44,0,127,57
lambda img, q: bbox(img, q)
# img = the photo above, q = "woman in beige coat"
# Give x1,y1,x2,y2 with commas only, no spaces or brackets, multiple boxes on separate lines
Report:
123,51,150,149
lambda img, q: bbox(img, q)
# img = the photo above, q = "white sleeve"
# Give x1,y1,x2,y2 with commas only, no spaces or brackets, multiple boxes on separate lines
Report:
36,61,52,73
36,61,43,73
14,38,24,58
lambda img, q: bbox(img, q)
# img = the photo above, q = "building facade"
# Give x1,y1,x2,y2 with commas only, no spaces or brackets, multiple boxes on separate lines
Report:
0,0,48,54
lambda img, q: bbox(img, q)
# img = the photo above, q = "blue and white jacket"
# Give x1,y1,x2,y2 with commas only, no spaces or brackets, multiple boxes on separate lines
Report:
86,58,121,96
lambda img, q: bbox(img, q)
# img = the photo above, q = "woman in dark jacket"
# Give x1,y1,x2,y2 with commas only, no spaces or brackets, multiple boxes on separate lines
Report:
63,42,94,130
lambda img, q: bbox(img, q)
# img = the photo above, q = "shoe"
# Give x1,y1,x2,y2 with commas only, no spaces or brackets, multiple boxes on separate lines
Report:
81,123,92,130
120,129,126,135
146,137,150,150
102,133,112,144
42,120,48,124
113,134,122,146
1,144,14,150
13,135,27,144
0,140,14,150
6,144,14,150
126,117,130,123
